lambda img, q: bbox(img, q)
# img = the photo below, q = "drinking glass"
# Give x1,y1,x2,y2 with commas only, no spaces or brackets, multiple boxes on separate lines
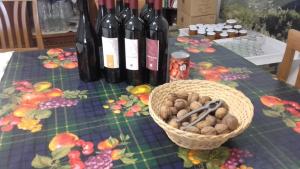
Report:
37,0,51,33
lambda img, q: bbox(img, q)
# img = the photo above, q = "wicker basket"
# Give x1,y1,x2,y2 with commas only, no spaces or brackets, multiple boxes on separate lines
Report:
149,80,254,150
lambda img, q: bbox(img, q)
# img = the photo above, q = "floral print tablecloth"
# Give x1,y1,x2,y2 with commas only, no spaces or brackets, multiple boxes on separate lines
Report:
0,36,299,169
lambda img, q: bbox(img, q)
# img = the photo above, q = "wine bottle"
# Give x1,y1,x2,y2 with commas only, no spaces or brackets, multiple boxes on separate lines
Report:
118,0,131,80
146,0,169,86
95,0,107,71
140,0,149,19
101,0,123,83
141,0,154,25
116,0,124,16
125,0,147,85
75,0,101,82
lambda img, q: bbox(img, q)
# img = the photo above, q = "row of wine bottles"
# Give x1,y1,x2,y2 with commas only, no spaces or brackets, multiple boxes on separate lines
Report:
75,0,169,86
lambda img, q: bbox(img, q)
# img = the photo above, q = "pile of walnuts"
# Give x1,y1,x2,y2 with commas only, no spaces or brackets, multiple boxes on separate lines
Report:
159,92,239,135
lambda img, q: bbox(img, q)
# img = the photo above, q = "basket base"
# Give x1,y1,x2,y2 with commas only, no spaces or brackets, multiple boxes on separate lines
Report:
166,131,226,150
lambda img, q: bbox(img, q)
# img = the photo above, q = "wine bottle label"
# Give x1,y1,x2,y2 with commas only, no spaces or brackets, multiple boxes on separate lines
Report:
125,38,139,70
102,37,119,69
146,38,159,71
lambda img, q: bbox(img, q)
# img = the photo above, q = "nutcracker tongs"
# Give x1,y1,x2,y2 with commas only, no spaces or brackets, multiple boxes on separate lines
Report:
177,100,224,129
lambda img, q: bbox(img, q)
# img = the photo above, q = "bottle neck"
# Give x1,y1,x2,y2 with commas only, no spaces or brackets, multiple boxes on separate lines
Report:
107,8,116,14
154,9,162,16
148,3,154,8
79,0,89,17
99,4,105,9
131,8,138,16
99,4,106,13
124,3,129,8
79,0,90,21
116,0,123,8
98,4,107,18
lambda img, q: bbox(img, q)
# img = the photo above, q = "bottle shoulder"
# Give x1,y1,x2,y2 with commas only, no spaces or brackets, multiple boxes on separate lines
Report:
145,10,154,18
125,16,144,28
119,8,131,20
148,16,169,31
101,14,120,28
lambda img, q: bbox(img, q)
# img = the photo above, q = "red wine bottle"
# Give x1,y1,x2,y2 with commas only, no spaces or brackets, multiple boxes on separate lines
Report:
118,0,130,79
119,0,131,42
140,0,149,19
141,0,154,24
116,0,124,16
95,0,107,71
125,0,147,85
75,0,101,82
101,0,123,83
146,0,169,86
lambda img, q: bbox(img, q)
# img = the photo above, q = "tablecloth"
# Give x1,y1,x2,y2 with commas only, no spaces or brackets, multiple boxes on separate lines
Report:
0,37,299,169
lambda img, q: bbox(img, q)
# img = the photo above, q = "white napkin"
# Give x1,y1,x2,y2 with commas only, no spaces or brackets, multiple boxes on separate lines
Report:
0,51,13,82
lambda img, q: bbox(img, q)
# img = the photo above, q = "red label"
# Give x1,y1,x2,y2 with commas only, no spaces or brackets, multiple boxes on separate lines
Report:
146,38,159,71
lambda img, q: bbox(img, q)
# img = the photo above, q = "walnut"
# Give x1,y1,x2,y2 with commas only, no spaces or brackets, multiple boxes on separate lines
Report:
217,119,222,124
215,124,229,134
177,109,188,119
184,126,200,133
182,122,190,127
190,101,202,111
195,120,211,129
176,92,189,100
166,93,177,102
190,114,198,123
170,107,178,115
185,107,191,112
201,126,217,135
174,99,188,110
222,130,230,134
205,115,217,126
165,100,174,107
222,114,239,130
168,118,180,129
215,107,228,119
160,106,172,120
199,96,212,104
188,93,200,103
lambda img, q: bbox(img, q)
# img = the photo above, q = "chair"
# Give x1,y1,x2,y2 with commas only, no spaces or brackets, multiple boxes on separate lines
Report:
277,29,300,89
0,0,44,52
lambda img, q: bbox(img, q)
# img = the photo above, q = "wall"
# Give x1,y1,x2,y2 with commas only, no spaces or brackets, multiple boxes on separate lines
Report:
220,0,300,41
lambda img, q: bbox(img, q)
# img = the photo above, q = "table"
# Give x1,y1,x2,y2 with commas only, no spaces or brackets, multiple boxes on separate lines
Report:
0,52,13,81
179,28,299,88
0,36,299,169
214,33,300,93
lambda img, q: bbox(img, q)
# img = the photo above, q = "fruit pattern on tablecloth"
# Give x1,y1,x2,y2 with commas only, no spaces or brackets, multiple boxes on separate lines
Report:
38,48,78,69
190,62,252,88
0,81,87,133
31,132,137,169
103,85,151,117
176,37,216,54
260,96,300,133
178,147,253,169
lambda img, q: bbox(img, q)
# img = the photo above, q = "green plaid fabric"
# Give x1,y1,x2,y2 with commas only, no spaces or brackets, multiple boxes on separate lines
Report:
0,36,299,169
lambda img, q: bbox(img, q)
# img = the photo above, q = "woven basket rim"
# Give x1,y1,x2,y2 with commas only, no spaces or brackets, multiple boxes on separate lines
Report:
149,80,254,140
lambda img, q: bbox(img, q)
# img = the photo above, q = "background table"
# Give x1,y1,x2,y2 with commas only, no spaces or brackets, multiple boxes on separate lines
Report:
0,36,299,169
0,52,13,81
